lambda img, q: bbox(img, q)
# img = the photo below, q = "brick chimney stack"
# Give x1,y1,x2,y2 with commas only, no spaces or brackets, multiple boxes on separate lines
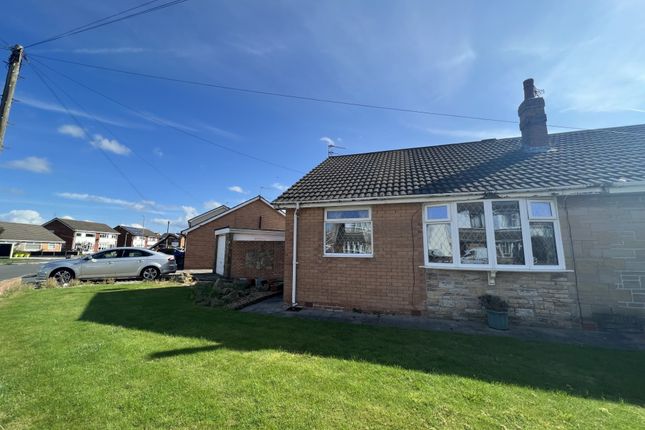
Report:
518,78,549,151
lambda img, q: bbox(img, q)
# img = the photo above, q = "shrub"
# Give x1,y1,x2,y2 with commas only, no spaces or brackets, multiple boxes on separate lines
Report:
478,294,509,312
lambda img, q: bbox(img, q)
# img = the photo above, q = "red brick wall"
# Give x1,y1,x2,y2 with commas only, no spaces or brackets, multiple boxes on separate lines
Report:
283,204,426,314
43,219,73,251
230,241,284,280
184,200,285,269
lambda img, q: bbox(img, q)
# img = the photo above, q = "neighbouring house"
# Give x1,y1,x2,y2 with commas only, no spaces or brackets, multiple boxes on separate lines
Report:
273,78,645,330
43,218,119,254
150,232,185,250
182,196,286,277
114,225,160,248
0,221,65,257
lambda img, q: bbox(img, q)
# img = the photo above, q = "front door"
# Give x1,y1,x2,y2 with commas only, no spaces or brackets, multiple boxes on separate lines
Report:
215,235,226,275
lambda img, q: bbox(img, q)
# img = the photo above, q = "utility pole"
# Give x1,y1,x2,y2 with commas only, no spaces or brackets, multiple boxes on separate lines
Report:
166,221,170,234
0,45,24,153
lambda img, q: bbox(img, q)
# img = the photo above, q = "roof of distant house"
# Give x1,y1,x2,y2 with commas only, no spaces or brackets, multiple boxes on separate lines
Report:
0,221,65,242
274,124,645,204
44,218,118,234
115,225,159,237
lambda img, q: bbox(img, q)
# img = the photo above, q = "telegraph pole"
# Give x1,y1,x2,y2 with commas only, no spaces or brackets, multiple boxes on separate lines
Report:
0,44,24,153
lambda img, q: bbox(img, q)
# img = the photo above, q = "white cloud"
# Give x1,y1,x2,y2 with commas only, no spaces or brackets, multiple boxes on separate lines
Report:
57,124,86,139
271,182,288,192
436,47,477,69
0,209,44,224
61,215,75,220
320,136,336,147
153,147,164,157
201,124,241,140
228,185,246,194
204,200,223,210
18,95,134,128
90,134,131,156
125,223,144,228
152,206,197,229
2,156,51,173
56,192,165,213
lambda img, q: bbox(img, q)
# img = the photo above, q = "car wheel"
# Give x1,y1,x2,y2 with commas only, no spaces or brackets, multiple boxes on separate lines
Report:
51,268,74,285
141,266,160,281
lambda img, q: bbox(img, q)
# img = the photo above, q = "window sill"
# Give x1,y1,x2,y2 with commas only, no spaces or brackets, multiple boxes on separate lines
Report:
420,265,572,273
324,254,373,258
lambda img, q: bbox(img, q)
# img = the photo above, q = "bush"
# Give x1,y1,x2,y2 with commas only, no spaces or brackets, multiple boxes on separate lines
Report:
478,294,509,312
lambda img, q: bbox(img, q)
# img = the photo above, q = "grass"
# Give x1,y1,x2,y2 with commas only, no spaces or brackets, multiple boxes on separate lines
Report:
0,284,644,429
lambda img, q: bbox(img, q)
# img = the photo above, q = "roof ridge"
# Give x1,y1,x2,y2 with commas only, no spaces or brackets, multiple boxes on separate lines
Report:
326,123,645,159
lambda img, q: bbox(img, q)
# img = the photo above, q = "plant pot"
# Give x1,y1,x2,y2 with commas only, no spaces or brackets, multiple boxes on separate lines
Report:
486,309,509,330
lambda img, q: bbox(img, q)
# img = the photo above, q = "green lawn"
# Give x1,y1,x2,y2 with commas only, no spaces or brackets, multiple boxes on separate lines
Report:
1,284,644,429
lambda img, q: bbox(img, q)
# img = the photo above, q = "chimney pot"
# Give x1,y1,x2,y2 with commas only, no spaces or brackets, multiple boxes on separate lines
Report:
518,78,548,151
523,78,535,100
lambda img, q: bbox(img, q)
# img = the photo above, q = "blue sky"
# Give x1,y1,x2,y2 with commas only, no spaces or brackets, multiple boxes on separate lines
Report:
1,0,644,231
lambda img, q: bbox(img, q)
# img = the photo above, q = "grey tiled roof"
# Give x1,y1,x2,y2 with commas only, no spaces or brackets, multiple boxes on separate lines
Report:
274,124,645,204
46,218,118,234
116,225,159,237
0,221,64,242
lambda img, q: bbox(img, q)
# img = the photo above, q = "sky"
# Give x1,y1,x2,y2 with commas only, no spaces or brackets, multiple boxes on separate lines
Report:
1,0,645,231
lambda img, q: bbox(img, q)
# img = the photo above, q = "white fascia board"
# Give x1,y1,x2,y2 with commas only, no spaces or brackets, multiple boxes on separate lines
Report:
273,181,645,209
214,227,285,241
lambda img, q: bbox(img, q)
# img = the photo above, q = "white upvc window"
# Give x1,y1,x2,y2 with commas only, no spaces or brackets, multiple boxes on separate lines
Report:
423,199,565,271
324,207,373,257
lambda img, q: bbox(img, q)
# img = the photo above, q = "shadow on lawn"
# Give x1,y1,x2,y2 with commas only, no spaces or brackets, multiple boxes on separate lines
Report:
79,286,645,406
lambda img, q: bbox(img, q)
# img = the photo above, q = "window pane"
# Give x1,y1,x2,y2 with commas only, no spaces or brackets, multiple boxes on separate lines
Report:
493,201,525,265
530,201,553,218
326,209,369,220
426,205,448,220
426,223,452,263
457,202,488,264
325,222,372,254
530,222,558,265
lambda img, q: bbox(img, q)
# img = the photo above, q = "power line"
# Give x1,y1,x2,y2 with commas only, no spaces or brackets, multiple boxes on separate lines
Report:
29,53,645,140
27,53,526,127
25,0,191,48
29,57,200,200
27,61,149,201
32,59,306,174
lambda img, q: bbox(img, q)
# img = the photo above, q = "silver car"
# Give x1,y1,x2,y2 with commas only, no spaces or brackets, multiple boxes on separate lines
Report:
36,247,177,284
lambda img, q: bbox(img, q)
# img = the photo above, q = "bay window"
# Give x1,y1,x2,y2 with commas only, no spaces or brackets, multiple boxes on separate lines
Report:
324,208,373,257
423,199,564,270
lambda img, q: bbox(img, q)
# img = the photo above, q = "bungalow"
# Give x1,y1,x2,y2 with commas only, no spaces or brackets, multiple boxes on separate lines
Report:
149,232,185,251
0,221,65,257
273,79,645,329
114,225,160,248
182,196,286,277
43,218,119,254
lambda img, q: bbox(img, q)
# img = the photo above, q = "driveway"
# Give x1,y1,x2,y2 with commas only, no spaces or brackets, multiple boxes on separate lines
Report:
0,259,61,281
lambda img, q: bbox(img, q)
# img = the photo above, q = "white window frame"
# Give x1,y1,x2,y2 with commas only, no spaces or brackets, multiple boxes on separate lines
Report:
323,207,373,258
422,198,565,271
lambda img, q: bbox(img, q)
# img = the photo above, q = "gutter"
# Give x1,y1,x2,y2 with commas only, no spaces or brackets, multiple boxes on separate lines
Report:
291,202,300,307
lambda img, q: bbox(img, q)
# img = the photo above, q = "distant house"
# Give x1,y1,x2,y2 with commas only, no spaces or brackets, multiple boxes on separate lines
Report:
43,218,119,254
0,221,65,257
114,225,160,248
273,78,645,330
149,232,184,250
182,196,285,276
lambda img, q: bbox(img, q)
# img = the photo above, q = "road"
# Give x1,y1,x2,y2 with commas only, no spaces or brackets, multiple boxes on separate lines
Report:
0,260,61,281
